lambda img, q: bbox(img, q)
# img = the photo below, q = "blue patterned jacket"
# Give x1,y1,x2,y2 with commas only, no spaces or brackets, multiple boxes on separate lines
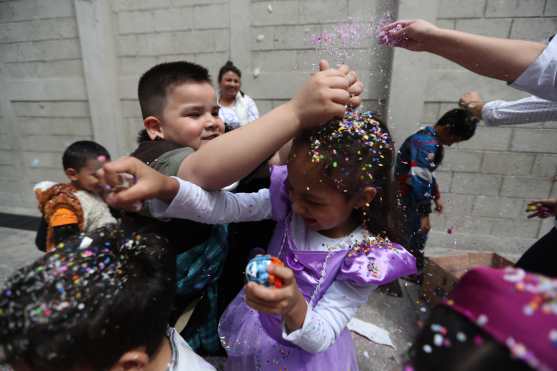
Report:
395,126,443,216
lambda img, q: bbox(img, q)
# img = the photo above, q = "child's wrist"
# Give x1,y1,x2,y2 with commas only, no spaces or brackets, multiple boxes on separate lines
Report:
159,177,179,203
284,292,307,332
283,100,303,132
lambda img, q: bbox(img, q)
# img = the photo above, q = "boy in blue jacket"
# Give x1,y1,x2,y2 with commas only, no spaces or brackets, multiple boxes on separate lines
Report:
396,109,478,275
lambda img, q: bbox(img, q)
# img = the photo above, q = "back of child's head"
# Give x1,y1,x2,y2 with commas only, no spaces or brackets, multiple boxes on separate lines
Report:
435,108,478,140
406,306,531,371
292,110,400,240
406,267,556,371
218,60,242,82
137,61,212,142
0,225,174,371
62,140,110,171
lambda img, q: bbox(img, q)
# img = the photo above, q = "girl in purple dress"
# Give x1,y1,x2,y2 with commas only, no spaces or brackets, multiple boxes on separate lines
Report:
145,110,417,370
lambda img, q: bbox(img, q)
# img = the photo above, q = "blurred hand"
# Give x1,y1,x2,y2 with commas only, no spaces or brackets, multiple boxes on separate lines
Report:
459,91,484,118
96,156,178,211
526,199,557,219
434,198,444,214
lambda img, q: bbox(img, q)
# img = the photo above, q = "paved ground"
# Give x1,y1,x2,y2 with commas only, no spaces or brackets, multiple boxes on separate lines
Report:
0,227,42,285
0,225,427,370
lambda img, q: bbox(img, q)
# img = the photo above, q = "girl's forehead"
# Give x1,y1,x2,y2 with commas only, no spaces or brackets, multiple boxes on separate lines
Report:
287,156,334,193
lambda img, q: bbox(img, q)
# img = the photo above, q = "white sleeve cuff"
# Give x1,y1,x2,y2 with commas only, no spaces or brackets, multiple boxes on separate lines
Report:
148,177,272,224
281,303,325,352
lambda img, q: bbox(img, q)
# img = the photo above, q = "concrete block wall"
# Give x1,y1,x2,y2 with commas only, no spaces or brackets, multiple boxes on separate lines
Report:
421,0,557,258
113,0,393,150
0,0,92,214
247,0,392,114
113,0,231,148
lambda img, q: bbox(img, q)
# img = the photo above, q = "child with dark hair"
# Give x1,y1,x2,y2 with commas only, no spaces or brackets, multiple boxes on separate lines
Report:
34,140,116,251
405,267,557,371
395,108,478,274
120,60,363,355
0,225,215,371
99,110,416,370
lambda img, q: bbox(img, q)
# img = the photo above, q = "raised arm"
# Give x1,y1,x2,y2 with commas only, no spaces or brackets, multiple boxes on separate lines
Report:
179,61,364,191
381,19,545,82
460,91,557,126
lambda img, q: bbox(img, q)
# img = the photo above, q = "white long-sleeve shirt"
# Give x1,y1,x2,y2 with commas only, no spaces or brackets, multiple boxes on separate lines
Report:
149,178,375,353
511,35,557,102
482,95,557,126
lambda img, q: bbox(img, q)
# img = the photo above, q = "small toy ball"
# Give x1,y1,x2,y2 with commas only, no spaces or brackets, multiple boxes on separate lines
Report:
245,255,284,288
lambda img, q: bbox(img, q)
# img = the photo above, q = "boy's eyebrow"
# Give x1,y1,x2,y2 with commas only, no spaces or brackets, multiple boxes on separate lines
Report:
181,103,205,110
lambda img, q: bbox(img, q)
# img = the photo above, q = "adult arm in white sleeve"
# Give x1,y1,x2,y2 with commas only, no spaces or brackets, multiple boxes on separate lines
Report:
511,36,557,101
281,281,376,353
148,177,272,224
482,95,557,126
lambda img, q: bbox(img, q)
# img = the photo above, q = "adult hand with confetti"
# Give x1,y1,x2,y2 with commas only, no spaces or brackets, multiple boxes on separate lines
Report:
245,264,308,333
379,19,545,84
526,198,557,219
96,156,179,211
379,19,439,51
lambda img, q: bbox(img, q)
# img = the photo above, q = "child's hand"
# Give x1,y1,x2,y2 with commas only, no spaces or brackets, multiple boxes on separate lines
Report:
526,199,557,219
434,198,444,214
245,264,308,332
289,60,363,129
380,19,440,51
96,156,179,211
419,215,431,233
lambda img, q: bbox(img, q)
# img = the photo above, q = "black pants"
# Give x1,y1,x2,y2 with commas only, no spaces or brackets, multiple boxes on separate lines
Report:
515,227,557,277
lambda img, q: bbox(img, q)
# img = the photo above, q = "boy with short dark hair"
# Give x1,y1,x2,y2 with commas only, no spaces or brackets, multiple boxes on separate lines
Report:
34,140,116,251
395,108,478,274
0,225,215,371
119,59,361,355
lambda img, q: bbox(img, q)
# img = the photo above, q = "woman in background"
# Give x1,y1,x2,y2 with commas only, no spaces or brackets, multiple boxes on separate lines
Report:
218,60,259,130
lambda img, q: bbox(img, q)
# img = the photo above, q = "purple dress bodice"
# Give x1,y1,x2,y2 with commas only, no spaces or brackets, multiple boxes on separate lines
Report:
267,165,416,301
219,165,416,370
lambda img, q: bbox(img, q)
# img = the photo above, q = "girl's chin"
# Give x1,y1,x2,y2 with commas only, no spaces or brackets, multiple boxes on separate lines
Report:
304,218,321,229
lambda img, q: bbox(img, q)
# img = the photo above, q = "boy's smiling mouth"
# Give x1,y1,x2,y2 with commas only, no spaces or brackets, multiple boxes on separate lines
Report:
202,133,220,141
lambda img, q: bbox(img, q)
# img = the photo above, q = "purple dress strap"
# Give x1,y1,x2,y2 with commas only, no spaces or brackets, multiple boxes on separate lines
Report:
269,165,290,222
337,240,417,286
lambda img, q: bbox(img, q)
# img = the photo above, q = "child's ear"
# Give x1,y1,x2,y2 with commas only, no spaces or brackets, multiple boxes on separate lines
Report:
109,349,149,371
64,168,78,182
355,186,377,208
144,116,163,140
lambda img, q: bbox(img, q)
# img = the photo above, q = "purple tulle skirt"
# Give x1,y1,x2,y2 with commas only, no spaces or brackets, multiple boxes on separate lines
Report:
219,290,359,371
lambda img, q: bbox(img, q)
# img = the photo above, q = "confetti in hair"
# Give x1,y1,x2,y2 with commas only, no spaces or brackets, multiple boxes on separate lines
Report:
307,109,393,192
0,225,170,367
